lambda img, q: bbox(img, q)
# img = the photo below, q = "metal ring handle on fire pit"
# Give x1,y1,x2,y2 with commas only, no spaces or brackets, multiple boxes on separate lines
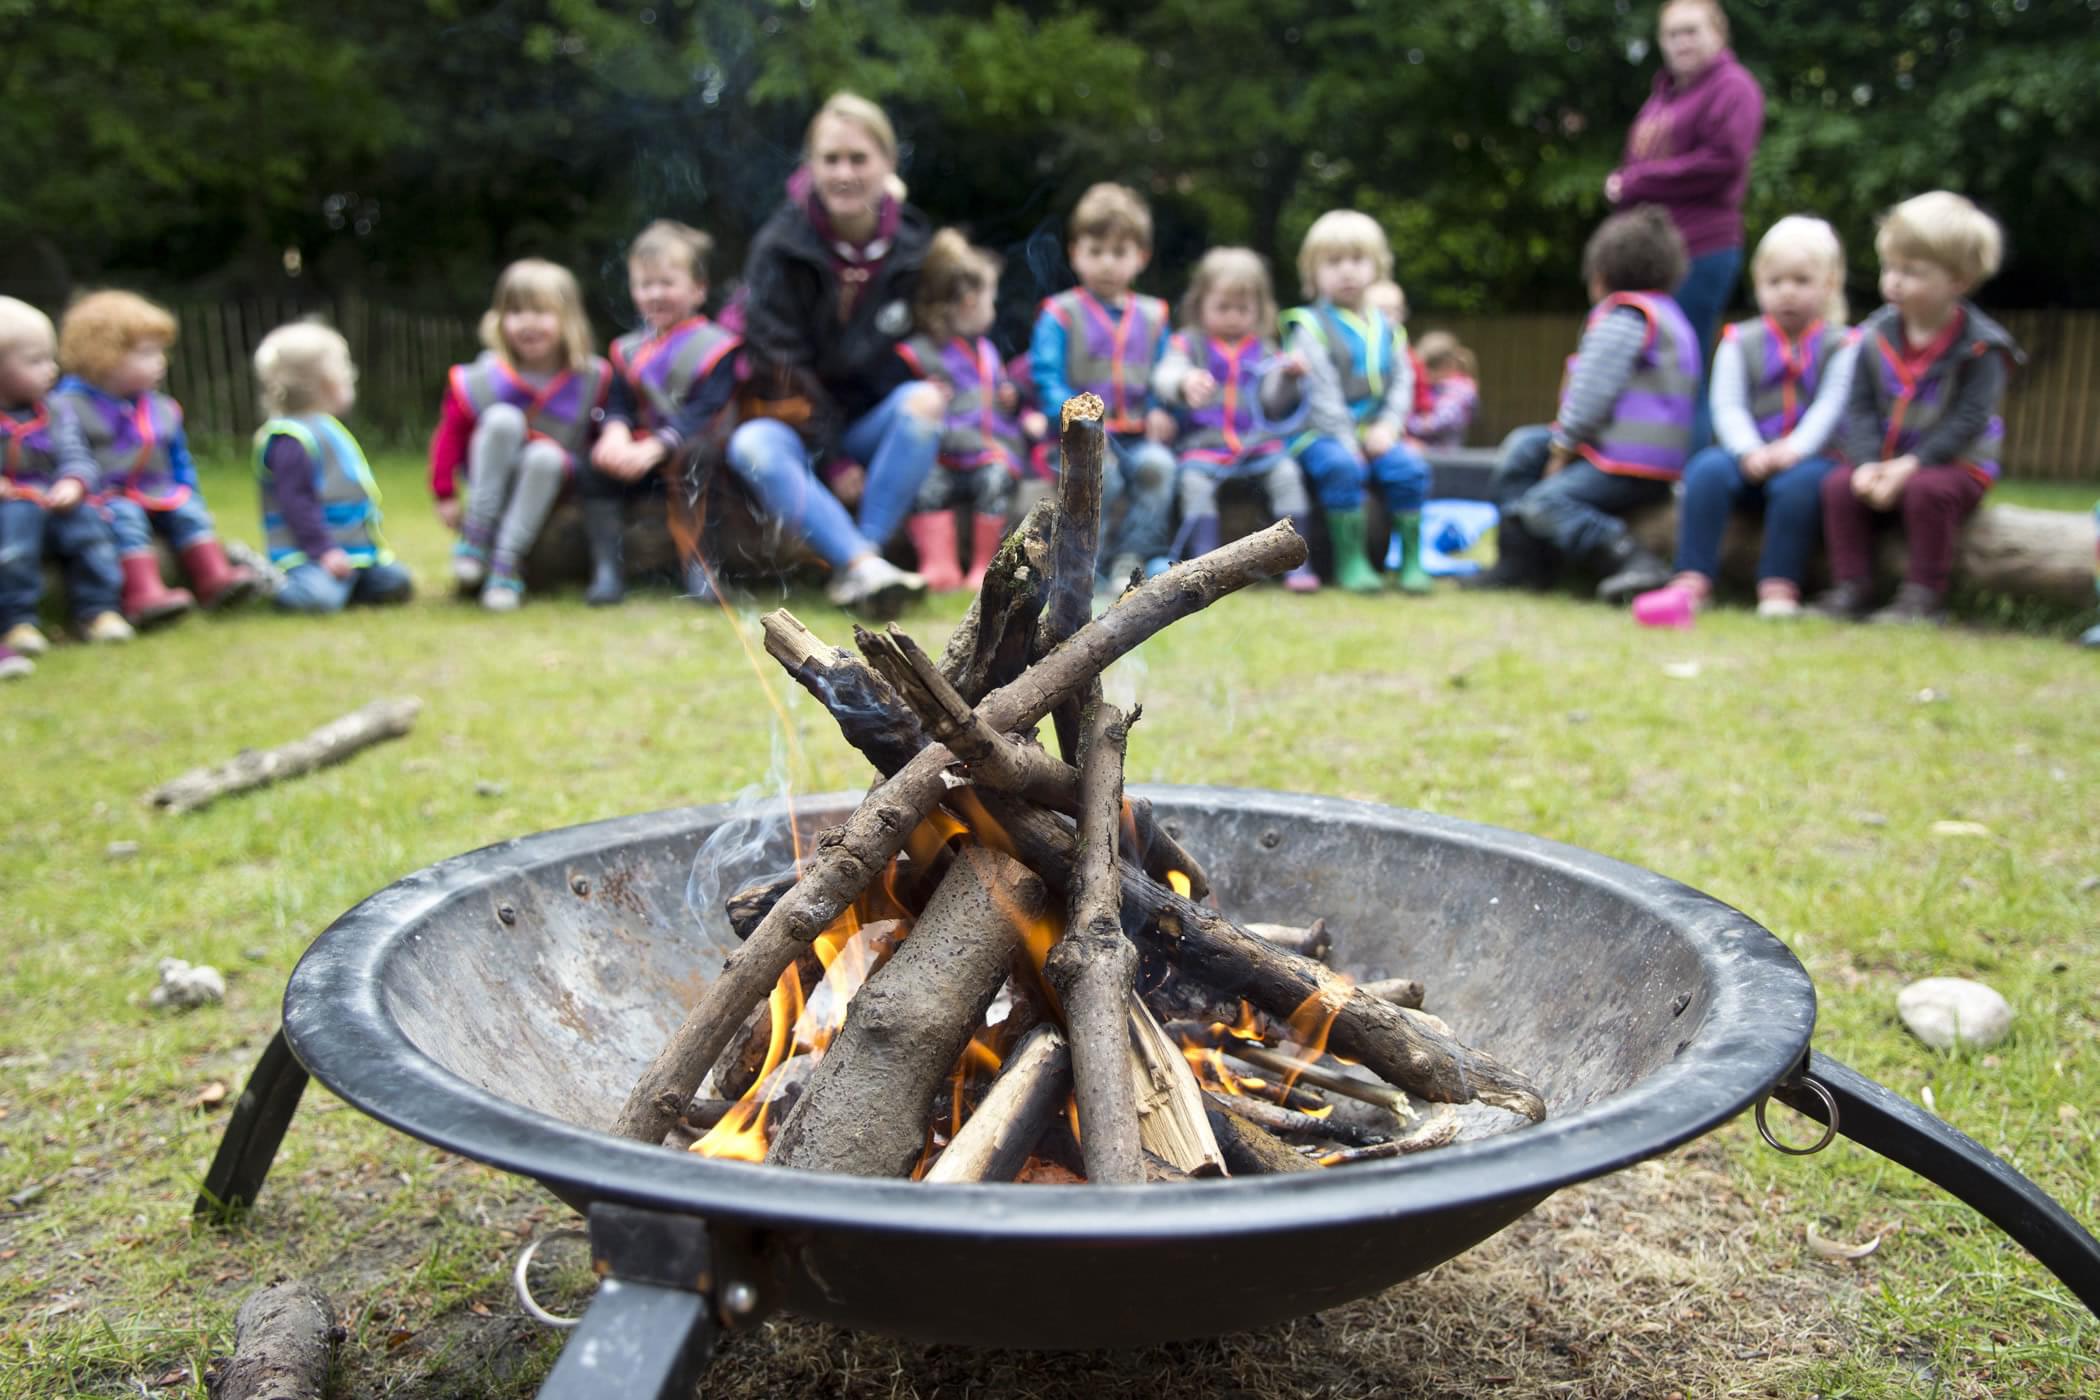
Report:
513,1229,588,1329
1755,1076,1839,1156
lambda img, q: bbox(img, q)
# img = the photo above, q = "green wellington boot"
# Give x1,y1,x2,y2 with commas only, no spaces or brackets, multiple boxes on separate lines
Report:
1390,511,1433,595
1324,508,1383,594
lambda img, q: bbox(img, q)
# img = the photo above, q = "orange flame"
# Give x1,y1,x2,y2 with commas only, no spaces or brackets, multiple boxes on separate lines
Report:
692,962,806,1160
1280,979,1350,1095
1165,869,1192,898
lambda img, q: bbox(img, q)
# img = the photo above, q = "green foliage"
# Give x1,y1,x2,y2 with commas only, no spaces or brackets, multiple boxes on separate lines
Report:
1,1,2096,317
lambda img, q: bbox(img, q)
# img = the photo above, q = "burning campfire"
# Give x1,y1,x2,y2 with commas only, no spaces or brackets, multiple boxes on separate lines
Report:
613,395,1546,1183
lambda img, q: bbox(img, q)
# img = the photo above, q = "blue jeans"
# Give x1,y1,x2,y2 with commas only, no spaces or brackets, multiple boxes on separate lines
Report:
1493,425,1668,558
839,382,943,548
1676,446,1836,586
1100,433,1176,567
103,494,216,556
1298,435,1431,515
1675,246,1742,451
0,497,123,625
274,560,414,613
723,418,879,571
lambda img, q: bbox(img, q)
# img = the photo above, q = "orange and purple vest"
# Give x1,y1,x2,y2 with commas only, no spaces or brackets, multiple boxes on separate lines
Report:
2,403,66,500
52,384,189,509
1724,315,1852,441
896,334,1023,473
1859,304,2016,487
1171,333,1287,467
1040,288,1170,435
1561,292,1701,481
608,317,741,434
447,350,610,461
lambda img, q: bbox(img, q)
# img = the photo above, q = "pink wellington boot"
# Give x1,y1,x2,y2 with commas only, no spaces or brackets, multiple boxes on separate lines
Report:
905,512,964,593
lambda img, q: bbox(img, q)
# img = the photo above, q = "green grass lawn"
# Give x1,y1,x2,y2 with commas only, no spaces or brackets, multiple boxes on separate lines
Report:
3,450,2096,1397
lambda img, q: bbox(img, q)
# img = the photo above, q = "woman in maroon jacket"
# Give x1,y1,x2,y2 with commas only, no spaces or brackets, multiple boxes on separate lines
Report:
1606,0,1765,431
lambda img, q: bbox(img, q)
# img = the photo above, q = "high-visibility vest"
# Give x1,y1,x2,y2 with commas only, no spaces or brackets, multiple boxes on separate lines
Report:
254,413,390,568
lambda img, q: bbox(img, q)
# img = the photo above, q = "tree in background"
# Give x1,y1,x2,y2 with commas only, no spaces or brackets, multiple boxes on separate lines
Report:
2,0,2094,320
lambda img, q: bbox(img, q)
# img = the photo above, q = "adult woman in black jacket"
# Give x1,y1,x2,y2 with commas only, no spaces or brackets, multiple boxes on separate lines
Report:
727,92,944,613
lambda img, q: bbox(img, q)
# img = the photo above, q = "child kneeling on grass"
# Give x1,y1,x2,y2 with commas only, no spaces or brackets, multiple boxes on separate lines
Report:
1,296,130,670
1812,192,2022,627
432,259,609,611
896,230,1023,594
253,323,412,613
1635,215,1860,620
55,291,261,624
1470,206,1698,601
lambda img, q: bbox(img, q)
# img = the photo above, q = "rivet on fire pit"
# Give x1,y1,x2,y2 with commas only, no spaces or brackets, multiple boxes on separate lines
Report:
496,903,517,926
721,1281,759,1318
1258,829,1281,850
570,875,591,897
1672,991,1693,1017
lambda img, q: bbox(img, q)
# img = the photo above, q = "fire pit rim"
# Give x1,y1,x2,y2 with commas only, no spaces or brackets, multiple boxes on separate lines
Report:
282,786,1816,1240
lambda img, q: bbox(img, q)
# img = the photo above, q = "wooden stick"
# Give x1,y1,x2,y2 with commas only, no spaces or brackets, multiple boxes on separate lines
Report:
613,522,1309,1145
972,794,1548,1123
1044,699,1144,1184
857,624,1071,805
1204,1104,1317,1175
1358,976,1426,1010
147,698,422,814
942,497,1057,704
1125,794,1211,902
1126,991,1226,1176
1317,1104,1463,1164
1226,1044,1413,1120
766,850,1047,1177
1037,394,1106,762
210,1279,339,1400
1205,1091,1385,1147
763,613,927,776
923,1024,1071,1184
725,872,797,941
1246,919,1333,963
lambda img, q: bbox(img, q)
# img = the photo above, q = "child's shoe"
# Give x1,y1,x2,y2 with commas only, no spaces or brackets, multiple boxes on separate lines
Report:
582,498,627,607
825,554,925,619
1594,533,1673,604
480,570,524,612
2080,622,2100,649
177,539,260,610
1281,515,1320,592
451,540,489,590
0,642,30,679
1755,579,1802,620
1808,579,1874,621
83,612,135,644
905,512,964,592
965,514,1007,592
119,553,194,627
2,622,49,655
1867,581,1946,626
1142,555,1173,580
1104,553,1144,591
1389,512,1433,596
1323,509,1382,593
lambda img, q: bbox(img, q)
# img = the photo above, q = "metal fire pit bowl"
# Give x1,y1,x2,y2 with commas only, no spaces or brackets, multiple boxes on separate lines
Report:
202,788,2100,1397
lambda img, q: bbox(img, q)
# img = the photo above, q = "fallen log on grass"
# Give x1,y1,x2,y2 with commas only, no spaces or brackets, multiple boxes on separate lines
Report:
1626,501,2096,609
149,698,422,814
208,1278,339,1400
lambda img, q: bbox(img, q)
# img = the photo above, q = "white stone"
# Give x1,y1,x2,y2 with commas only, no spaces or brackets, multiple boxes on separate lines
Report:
1898,977,2012,1051
149,957,226,1012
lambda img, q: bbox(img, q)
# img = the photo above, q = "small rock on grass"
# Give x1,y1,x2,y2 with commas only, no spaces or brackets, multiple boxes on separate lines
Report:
149,958,225,1012
474,780,507,799
1898,976,2011,1051
105,840,140,861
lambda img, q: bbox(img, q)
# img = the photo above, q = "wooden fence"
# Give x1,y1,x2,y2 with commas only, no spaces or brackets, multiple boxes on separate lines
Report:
1431,309,2100,482
162,295,476,450
145,298,2100,479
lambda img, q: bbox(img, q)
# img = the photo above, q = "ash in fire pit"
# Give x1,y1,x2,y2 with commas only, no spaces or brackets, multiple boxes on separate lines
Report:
614,398,1546,1184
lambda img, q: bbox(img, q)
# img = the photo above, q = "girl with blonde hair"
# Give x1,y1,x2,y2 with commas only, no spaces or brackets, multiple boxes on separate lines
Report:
1635,214,1859,620
429,258,608,610
1153,247,1319,590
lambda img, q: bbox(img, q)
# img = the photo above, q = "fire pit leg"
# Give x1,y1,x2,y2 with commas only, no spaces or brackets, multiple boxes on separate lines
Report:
195,1027,310,1219
537,1202,758,1398
1773,1050,2100,1317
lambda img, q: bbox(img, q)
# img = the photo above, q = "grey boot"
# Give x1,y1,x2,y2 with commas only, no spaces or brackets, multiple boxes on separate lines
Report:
583,497,626,607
